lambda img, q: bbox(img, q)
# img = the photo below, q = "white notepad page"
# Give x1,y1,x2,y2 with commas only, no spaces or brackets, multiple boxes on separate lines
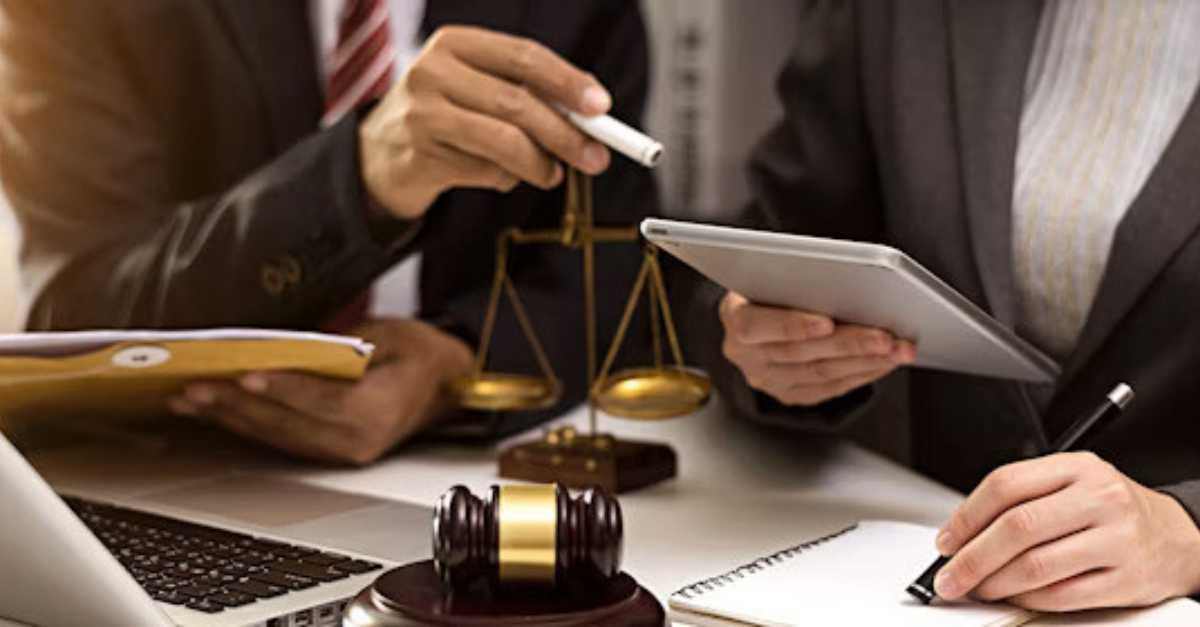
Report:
670,521,1037,627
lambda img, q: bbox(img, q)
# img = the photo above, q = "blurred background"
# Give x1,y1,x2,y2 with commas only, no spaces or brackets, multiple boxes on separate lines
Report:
0,194,19,332
642,0,798,219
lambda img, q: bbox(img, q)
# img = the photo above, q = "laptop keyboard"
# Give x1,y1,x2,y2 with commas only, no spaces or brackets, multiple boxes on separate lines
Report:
63,496,383,615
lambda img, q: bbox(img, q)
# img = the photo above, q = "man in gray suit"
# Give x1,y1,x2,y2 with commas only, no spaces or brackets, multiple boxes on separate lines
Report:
686,0,1200,612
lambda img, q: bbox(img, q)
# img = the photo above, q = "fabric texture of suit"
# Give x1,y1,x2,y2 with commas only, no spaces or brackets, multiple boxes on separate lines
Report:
679,0,1200,524
0,1,657,438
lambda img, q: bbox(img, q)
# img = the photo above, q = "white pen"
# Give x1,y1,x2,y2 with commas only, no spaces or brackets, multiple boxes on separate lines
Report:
559,107,663,168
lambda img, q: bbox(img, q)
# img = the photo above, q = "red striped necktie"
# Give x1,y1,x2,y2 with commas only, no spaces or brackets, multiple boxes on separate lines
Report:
321,0,398,332
323,0,397,127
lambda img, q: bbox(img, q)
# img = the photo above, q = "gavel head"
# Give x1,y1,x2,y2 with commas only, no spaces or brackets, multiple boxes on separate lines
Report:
432,483,623,589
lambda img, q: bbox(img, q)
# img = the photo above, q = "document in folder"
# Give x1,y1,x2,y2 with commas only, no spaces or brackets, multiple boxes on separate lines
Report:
0,329,373,421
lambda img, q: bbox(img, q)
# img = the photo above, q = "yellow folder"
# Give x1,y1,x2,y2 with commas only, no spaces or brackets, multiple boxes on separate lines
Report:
0,330,372,422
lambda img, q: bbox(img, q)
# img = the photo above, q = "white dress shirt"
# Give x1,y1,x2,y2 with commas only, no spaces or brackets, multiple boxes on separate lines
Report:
310,0,427,319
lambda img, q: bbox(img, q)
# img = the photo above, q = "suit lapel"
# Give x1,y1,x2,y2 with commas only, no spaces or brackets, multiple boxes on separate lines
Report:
209,0,533,149
211,0,322,151
947,0,1043,327
1054,95,1200,395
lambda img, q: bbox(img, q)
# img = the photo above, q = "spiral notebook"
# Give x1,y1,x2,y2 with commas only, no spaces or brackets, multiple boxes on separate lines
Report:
669,521,1038,627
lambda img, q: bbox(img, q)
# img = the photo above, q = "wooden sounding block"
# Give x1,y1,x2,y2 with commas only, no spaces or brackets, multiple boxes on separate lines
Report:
499,428,677,494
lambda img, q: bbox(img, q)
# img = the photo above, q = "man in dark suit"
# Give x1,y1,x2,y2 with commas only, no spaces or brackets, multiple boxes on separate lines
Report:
685,0,1200,612
0,1,655,463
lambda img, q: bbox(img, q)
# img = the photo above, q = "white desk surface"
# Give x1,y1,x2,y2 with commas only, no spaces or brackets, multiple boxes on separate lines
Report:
19,397,1200,626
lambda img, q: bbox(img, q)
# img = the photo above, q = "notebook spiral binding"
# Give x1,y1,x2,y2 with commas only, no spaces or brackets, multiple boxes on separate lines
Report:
671,524,859,600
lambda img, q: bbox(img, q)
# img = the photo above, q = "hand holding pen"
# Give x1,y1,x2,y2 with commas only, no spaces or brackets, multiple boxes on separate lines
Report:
908,384,1200,611
359,26,661,222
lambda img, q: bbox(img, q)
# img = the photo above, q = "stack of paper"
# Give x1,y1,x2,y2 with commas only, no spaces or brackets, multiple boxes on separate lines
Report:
0,329,373,421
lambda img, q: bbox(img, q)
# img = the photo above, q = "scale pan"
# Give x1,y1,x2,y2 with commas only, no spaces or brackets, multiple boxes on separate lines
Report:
447,373,561,412
594,367,711,420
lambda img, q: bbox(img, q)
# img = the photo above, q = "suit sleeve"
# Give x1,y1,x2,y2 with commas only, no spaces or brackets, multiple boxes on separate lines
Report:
673,0,887,433
1160,482,1200,533
0,3,417,331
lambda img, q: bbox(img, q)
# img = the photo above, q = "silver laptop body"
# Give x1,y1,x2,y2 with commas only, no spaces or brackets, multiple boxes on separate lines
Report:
0,431,430,627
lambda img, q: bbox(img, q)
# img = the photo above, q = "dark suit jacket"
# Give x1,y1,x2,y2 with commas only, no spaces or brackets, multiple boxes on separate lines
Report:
0,1,656,437
680,0,1200,522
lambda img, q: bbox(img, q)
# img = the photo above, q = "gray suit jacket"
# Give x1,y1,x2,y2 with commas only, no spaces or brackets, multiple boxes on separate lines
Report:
0,0,656,438
680,0,1200,523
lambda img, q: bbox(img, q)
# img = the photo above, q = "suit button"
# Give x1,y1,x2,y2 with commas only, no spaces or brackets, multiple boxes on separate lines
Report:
262,256,303,296
261,264,285,296
280,255,302,285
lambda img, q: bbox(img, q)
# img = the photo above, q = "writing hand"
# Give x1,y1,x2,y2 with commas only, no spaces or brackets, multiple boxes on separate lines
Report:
935,452,1200,610
718,291,915,406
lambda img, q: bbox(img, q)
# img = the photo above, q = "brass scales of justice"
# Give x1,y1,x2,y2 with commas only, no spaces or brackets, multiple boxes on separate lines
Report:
444,169,711,493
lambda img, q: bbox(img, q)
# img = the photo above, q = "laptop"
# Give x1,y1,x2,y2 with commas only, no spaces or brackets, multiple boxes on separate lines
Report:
0,431,432,627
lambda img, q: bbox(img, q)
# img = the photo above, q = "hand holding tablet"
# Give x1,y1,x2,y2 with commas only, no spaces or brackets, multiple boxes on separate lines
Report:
643,219,1059,402
718,292,916,406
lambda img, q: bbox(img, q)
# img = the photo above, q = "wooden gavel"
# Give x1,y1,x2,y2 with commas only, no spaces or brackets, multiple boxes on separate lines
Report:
432,484,623,588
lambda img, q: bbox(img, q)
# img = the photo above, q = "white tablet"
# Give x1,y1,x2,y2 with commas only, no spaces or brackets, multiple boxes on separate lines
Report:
642,218,1059,383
